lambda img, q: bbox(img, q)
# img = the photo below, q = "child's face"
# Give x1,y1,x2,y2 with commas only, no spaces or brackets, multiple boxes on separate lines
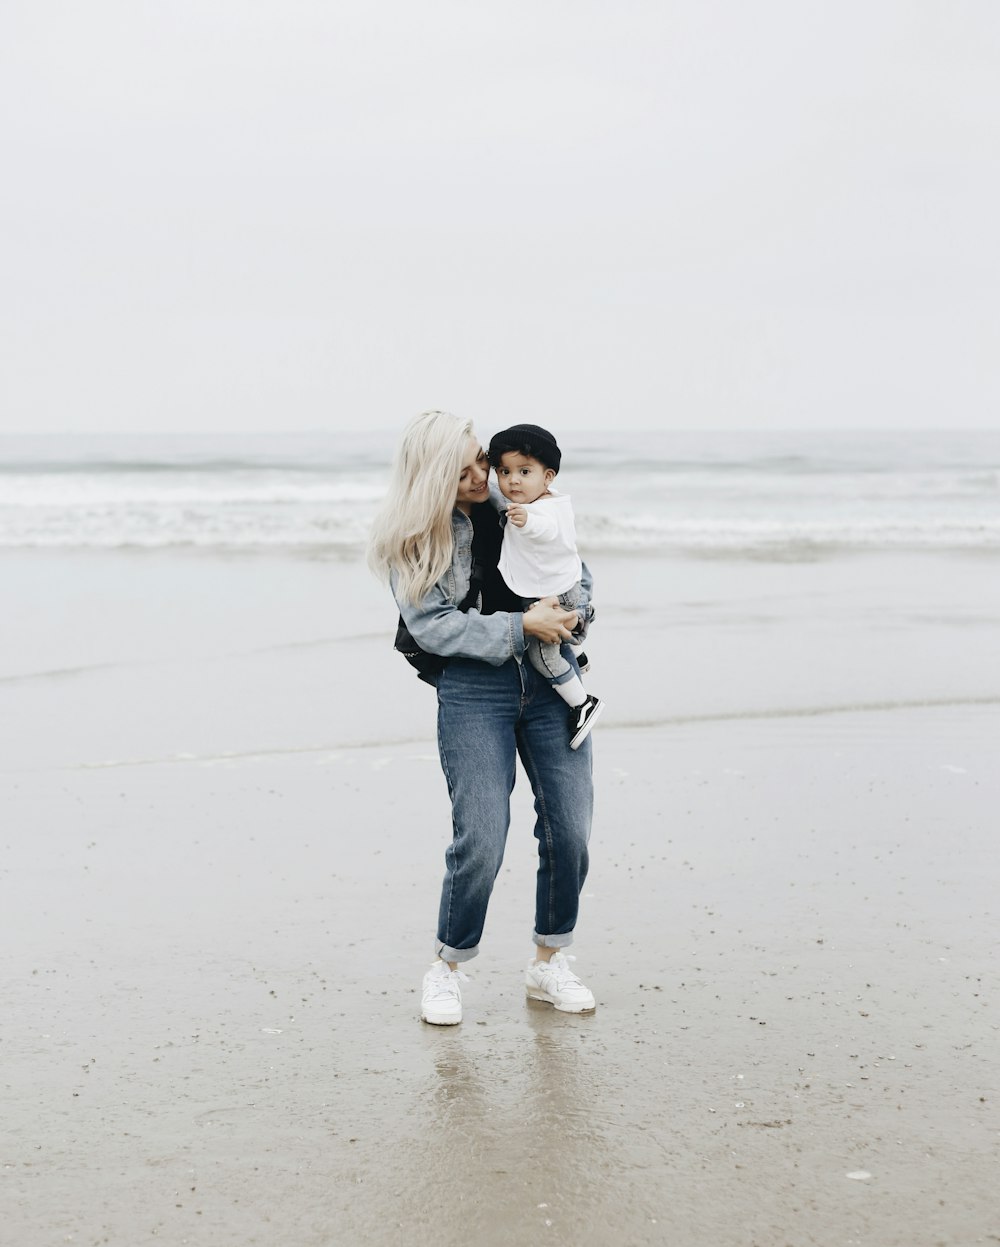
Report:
494,451,556,504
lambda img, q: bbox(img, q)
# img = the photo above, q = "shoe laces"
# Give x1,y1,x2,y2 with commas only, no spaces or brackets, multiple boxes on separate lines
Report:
537,953,582,988
425,965,469,1001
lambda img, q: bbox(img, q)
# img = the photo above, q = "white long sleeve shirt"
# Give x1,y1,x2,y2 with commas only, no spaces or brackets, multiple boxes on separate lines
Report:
497,490,583,599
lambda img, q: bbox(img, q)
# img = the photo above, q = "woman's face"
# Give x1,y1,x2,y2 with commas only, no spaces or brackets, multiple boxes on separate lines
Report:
454,437,490,512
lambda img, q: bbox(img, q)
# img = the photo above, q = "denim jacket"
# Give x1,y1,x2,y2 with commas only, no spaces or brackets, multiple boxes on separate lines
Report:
393,487,593,668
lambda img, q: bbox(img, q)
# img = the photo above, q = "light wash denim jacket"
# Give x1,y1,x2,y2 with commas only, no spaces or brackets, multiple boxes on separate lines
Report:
393,487,593,668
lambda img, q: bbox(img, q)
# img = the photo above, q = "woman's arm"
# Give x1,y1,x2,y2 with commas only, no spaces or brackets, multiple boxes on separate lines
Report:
396,579,577,666
397,578,522,666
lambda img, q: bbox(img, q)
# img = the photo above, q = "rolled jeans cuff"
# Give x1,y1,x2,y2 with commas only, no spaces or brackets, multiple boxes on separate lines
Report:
436,941,479,964
533,930,574,950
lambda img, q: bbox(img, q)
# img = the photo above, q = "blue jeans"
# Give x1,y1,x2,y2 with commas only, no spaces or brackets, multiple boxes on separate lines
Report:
433,654,593,964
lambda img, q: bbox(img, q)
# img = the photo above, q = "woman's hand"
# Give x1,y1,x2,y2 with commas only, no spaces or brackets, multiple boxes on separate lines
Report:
523,596,578,644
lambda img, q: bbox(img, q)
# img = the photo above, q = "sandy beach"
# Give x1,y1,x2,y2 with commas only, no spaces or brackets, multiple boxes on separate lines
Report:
3,546,999,1245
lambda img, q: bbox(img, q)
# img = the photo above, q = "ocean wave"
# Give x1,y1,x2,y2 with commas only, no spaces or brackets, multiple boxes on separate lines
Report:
576,513,1000,551
1,476,387,507
2,509,998,553
4,429,998,480
2,430,998,555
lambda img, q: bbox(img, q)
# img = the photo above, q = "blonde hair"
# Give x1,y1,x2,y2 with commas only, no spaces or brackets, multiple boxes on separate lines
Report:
367,410,475,605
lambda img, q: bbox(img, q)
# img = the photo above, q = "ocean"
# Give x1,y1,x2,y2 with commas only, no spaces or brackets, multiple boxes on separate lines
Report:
1,429,998,556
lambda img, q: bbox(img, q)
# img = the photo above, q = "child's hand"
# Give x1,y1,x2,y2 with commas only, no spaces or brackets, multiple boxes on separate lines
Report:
506,503,527,528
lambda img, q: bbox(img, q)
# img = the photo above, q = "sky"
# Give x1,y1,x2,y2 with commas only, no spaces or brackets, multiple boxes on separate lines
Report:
2,1,998,434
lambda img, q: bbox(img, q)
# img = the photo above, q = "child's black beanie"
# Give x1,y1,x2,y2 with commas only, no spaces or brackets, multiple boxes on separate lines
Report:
487,424,562,473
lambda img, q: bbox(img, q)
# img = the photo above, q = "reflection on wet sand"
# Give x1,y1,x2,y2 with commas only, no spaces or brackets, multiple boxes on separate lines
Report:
403,1002,652,1243
425,1004,608,1145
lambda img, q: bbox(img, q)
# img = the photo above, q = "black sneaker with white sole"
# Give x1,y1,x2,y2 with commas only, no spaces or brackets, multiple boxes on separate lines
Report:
575,650,591,674
568,694,604,750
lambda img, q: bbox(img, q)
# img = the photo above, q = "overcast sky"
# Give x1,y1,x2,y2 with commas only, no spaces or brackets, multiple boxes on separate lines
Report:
2,1,998,434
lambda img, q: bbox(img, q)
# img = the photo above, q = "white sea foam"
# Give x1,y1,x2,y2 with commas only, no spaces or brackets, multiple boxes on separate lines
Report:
1,430,998,555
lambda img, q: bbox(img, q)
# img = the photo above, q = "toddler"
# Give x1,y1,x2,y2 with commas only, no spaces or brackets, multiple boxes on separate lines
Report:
487,423,604,750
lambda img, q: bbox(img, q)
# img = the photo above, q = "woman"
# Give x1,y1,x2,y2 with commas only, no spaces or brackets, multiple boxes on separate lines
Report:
368,410,597,1025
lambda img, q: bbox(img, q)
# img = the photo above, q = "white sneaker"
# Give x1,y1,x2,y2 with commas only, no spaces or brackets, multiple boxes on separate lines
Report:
420,961,468,1025
525,952,596,1013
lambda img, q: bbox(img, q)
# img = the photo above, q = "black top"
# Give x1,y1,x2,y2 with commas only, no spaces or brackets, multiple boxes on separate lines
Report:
469,502,523,616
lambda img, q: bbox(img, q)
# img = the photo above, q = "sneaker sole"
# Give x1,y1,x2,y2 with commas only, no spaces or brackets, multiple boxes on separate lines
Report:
526,987,596,1013
420,1011,462,1025
569,700,605,750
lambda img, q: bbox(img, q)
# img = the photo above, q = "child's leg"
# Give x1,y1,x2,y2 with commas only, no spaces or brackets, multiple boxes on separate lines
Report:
556,584,589,693
526,637,588,708
520,586,592,708
523,585,604,750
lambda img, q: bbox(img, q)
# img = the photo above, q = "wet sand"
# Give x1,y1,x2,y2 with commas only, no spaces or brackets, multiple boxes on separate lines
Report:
2,550,999,1245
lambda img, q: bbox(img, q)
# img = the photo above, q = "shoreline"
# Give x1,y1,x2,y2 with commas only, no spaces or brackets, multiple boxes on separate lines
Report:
1,691,998,778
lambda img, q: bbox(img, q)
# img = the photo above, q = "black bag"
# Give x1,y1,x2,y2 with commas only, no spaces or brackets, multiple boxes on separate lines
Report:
394,564,486,685
393,617,448,684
